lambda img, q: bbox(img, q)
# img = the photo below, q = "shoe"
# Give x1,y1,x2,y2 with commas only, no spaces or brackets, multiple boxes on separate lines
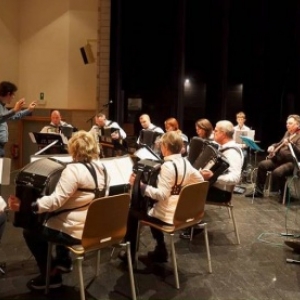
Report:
147,245,168,263
53,258,73,273
118,250,128,264
245,191,263,198
284,240,300,254
179,227,204,240
27,274,62,290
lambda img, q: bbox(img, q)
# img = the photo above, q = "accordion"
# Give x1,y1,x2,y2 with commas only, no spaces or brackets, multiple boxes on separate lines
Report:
13,158,66,229
188,137,229,184
131,159,162,212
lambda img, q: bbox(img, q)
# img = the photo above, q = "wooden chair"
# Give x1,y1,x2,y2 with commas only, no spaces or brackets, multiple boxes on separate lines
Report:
45,194,136,300
136,181,212,289
205,185,241,245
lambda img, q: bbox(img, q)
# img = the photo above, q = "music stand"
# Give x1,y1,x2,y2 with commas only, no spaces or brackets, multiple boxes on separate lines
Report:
241,136,264,167
29,132,68,155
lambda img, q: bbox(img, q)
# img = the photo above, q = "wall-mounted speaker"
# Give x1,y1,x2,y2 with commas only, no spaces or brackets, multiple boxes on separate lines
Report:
80,43,95,64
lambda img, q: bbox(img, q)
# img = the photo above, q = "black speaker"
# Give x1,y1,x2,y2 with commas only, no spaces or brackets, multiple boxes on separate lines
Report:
80,43,95,64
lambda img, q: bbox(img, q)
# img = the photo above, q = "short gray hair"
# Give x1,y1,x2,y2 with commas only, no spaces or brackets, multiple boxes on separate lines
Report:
216,120,234,138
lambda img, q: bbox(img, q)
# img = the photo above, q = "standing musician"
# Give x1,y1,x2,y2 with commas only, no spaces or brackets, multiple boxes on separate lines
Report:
118,131,210,264
8,131,108,291
246,114,300,199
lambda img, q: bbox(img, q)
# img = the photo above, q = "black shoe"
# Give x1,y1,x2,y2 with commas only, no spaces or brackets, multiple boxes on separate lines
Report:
53,257,73,273
284,241,300,254
118,250,129,264
27,274,62,290
245,191,263,198
180,227,204,240
147,245,168,263
179,229,191,240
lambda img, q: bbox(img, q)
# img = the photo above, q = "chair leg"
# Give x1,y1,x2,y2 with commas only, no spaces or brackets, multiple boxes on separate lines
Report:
76,256,85,300
227,206,232,219
134,221,142,269
282,178,289,205
169,234,180,289
203,224,212,273
126,242,137,300
45,242,53,294
96,250,101,276
229,206,240,245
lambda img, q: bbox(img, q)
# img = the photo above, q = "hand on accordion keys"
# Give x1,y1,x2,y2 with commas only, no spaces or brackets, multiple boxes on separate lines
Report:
199,168,214,181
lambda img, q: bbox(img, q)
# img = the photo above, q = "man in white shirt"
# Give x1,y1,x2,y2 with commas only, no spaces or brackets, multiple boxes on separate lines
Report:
89,113,126,141
137,114,164,154
40,110,73,134
180,120,243,239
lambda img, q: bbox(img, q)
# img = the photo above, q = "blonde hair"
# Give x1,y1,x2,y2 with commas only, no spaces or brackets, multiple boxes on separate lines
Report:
236,111,246,119
160,131,183,154
68,130,99,162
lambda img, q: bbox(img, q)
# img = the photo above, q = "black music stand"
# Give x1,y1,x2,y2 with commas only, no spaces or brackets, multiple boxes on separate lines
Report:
29,132,68,155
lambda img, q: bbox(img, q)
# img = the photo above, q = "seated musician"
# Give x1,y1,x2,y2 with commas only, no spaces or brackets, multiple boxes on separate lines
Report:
90,112,126,141
195,118,214,141
8,131,109,291
181,120,243,239
233,111,251,170
246,114,300,200
40,110,74,134
137,114,164,153
118,131,210,264
39,110,74,154
90,113,127,157
164,117,189,156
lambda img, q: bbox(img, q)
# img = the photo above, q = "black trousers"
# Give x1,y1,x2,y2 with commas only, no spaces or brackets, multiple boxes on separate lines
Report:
124,208,172,258
207,186,232,203
23,226,80,276
0,212,6,241
256,158,294,194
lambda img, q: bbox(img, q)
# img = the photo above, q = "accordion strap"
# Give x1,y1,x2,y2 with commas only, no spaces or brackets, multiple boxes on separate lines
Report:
170,158,186,195
46,162,107,220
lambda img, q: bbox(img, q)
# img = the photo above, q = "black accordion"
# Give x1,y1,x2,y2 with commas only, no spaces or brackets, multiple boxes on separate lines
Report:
188,137,229,184
13,158,66,229
131,159,162,212
138,129,163,155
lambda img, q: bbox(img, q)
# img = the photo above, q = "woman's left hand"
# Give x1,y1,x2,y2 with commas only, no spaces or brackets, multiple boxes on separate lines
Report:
8,195,21,212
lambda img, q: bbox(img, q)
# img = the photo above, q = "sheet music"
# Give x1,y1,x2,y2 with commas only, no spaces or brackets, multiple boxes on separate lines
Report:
134,147,161,161
101,155,133,186
235,130,255,144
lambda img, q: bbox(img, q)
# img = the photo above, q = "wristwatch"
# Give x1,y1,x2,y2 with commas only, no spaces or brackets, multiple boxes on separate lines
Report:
31,202,39,214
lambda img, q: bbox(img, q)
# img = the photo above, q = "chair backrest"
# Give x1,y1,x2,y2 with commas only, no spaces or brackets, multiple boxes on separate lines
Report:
81,193,131,251
173,181,209,227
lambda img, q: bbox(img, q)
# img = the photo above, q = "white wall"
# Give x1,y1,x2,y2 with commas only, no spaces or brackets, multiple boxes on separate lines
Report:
0,0,98,110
